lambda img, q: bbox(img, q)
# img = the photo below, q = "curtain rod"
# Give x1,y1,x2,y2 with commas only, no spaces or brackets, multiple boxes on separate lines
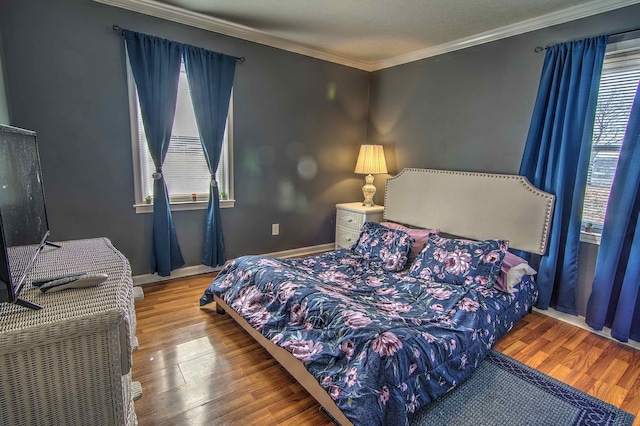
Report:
534,27,640,53
112,25,245,63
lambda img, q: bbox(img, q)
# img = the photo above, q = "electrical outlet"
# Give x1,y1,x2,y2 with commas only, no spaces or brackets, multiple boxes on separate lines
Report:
272,223,279,236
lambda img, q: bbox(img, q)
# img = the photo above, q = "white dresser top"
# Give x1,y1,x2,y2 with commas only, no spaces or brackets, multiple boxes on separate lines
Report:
0,238,132,352
336,202,384,214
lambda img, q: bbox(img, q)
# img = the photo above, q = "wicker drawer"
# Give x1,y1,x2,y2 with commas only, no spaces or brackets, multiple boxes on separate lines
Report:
337,209,365,231
0,238,139,426
336,227,360,249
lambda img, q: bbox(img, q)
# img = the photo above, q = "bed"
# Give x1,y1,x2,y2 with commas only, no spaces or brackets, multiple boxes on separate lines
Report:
200,168,555,426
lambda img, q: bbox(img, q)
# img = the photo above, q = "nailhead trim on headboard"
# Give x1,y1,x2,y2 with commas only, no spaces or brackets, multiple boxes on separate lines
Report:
383,168,555,255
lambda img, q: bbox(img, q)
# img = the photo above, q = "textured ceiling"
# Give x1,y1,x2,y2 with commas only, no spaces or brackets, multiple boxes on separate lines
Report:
104,0,640,69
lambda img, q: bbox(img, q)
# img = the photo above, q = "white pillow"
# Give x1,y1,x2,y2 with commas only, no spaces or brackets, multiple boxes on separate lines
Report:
506,263,537,293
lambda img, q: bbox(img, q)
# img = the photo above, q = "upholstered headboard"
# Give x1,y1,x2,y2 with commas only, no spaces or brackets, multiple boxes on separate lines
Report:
383,168,555,255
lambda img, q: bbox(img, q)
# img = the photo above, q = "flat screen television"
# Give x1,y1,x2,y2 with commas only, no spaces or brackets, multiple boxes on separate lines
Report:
0,124,51,310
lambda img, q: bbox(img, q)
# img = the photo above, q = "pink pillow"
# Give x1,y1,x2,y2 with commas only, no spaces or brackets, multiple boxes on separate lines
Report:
494,252,537,293
379,222,439,261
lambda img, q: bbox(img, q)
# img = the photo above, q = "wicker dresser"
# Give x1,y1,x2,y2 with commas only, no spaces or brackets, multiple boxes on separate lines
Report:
0,238,141,426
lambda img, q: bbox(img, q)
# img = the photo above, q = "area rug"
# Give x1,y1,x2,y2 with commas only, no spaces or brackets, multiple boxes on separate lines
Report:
410,350,634,426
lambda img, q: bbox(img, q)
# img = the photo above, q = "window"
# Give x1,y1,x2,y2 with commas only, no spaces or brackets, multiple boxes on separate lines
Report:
582,38,640,235
128,59,233,213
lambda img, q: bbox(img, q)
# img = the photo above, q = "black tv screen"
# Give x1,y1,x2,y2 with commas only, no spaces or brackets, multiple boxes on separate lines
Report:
0,124,50,309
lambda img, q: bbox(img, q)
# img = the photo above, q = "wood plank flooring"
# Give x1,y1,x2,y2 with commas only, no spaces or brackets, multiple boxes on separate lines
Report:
132,273,640,425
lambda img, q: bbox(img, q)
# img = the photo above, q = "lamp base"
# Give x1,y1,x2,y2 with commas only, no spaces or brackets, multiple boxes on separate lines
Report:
361,174,376,207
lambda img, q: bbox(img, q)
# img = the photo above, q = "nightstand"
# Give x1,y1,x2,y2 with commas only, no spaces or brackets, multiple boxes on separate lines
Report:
335,202,385,249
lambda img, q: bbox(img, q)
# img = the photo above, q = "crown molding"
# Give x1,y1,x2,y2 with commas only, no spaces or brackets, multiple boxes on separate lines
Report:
93,0,373,71
95,0,639,72
370,0,640,71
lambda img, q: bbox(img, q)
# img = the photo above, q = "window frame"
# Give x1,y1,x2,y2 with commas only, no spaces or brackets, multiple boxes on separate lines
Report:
126,54,235,214
581,38,640,244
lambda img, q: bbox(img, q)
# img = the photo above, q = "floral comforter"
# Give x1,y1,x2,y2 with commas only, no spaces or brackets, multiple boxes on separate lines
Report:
200,249,537,426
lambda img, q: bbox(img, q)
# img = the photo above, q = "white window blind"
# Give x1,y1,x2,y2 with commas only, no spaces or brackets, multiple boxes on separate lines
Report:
582,46,640,232
133,61,230,204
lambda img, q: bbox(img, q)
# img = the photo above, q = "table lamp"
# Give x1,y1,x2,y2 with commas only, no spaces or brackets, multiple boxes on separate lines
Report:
354,144,387,207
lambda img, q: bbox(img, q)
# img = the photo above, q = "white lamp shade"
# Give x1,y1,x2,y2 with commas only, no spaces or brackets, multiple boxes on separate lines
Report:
354,145,388,175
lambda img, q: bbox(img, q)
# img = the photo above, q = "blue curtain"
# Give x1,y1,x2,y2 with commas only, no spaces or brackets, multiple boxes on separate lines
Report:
125,30,185,276
183,45,236,267
585,81,640,343
519,36,608,313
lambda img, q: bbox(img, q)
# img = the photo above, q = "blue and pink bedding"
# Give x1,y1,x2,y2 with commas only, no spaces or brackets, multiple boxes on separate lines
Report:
200,248,537,426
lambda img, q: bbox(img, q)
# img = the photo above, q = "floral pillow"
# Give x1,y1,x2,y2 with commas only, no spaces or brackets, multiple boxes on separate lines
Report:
408,234,508,287
494,251,537,293
379,222,440,262
351,222,415,271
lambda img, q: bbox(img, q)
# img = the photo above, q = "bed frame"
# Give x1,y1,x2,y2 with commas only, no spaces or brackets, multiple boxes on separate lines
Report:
213,168,555,426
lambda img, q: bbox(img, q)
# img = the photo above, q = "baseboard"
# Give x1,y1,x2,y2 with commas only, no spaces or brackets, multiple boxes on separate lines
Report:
259,243,335,259
133,264,221,286
533,307,640,350
132,242,335,286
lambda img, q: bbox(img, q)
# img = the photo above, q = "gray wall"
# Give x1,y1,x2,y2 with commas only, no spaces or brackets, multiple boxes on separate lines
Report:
1,0,635,288
0,0,370,275
0,30,9,125
367,4,640,314
368,5,640,175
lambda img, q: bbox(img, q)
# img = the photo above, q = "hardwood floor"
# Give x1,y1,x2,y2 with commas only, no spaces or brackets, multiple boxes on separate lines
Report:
132,273,640,425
